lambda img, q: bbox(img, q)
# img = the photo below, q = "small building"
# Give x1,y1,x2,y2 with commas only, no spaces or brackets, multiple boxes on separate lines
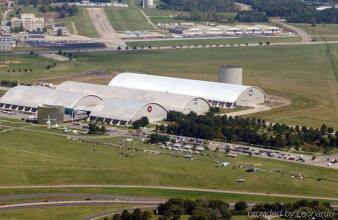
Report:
18,14,45,31
51,24,69,36
37,104,64,124
10,17,21,29
183,28,204,37
254,25,280,35
0,32,14,51
27,30,45,39
226,27,243,35
204,27,223,36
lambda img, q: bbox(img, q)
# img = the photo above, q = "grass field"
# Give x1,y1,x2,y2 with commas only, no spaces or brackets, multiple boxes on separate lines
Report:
0,120,337,198
126,36,301,47
55,7,98,38
293,23,338,41
1,44,337,128
7,4,44,18
104,7,155,32
0,205,132,220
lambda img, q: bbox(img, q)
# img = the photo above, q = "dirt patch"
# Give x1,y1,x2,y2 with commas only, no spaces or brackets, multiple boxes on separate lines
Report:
265,95,291,108
0,60,22,65
0,60,22,68
40,71,118,85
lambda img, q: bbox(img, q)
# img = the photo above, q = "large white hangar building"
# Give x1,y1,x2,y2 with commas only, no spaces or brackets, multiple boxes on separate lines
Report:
108,72,266,108
56,81,210,114
90,98,167,124
0,86,102,114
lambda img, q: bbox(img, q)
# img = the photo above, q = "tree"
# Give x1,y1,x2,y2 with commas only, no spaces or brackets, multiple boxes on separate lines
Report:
234,201,248,211
132,117,149,129
121,210,131,220
320,124,328,135
132,208,142,220
141,210,152,220
57,28,63,36
113,213,122,220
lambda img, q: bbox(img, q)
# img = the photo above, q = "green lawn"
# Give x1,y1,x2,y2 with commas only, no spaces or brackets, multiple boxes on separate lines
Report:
293,23,338,36
104,7,154,32
143,8,183,17
55,7,98,38
293,23,338,41
0,205,132,220
7,4,43,19
126,36,301,47
0,123,338,198
143,8,185,24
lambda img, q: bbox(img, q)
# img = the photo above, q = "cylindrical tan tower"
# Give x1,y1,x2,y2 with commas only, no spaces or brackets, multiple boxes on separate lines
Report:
218,65,243,84
143,0,154,8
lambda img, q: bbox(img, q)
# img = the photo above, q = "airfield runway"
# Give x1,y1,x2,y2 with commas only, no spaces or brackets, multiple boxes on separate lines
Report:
87,7,126,48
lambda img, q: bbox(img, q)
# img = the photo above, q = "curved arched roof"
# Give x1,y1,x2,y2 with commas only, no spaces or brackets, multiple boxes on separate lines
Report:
108,72,265,104
57,81,210,112
0,86,99,109
89,98,166,122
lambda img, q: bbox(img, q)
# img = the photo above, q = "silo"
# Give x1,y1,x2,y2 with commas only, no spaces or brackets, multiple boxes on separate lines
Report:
218,65,243,85
37,104,64,125
143,0,154,8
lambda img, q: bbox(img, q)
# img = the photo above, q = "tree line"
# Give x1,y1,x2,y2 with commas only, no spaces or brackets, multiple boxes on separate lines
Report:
156,111,338,152
38,3,78,18
158,0,235,12
237,0,338,24
157,198,232,220
155,198,337,219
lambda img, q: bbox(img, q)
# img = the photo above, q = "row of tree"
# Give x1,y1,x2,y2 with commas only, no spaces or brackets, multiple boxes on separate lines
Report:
157,198,232,220
156,111,338,152
109,209,152,220
237,0,338,23
158,0,235,12
132,117,149,129
88,121,106,134
38,3,78,18
156,198,336,219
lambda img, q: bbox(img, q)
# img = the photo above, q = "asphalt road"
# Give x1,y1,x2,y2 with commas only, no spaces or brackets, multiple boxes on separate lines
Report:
272,21,312,42
0,199,161,211
0,185,338,201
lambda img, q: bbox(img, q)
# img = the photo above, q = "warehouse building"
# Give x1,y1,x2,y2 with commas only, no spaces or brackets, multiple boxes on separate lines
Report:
108,72,266,108
89,98,167,125
0,83,209,125
0,86,102,114
56,81,210,114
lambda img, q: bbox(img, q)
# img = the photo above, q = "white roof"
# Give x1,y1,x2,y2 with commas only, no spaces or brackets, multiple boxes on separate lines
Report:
216,25,232,30
57,81,209,112
0,86,94,109
108,73,259,103
89,98,155,122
